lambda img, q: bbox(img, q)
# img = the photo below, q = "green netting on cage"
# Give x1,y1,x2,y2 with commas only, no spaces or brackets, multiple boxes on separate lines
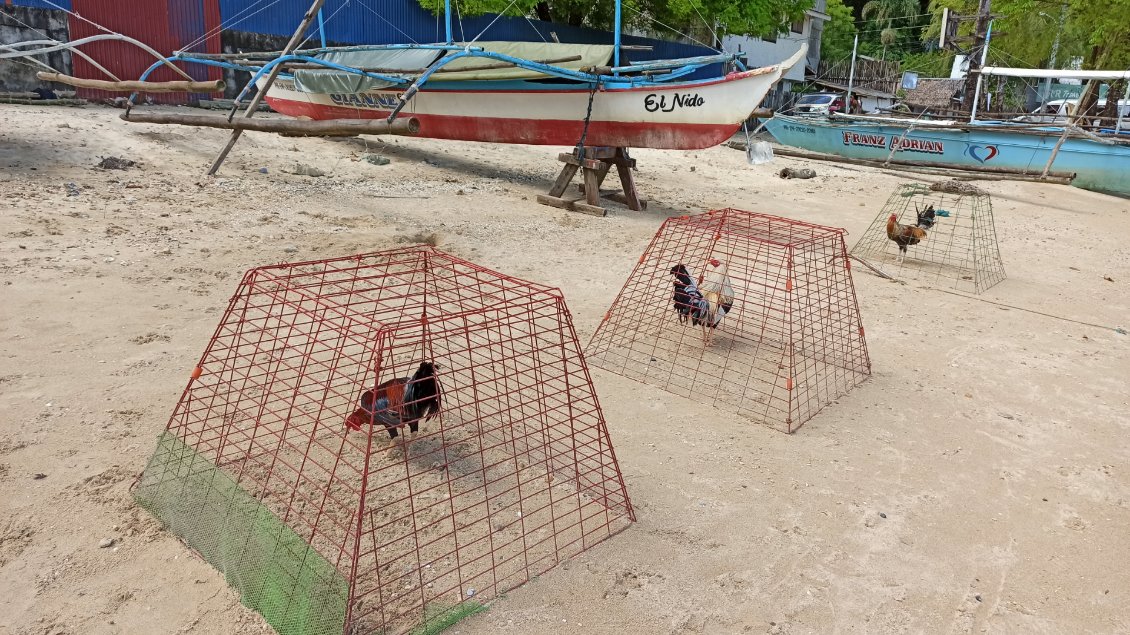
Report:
135,431,349,635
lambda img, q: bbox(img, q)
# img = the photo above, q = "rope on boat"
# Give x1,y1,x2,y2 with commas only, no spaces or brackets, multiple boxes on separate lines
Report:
575,77,602,161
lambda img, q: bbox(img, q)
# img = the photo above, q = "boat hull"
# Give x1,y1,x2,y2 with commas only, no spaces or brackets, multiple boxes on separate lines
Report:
262,67,786,150
764,114,1130,197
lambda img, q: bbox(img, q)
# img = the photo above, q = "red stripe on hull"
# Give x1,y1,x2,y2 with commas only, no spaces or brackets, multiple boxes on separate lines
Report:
265,97,741,150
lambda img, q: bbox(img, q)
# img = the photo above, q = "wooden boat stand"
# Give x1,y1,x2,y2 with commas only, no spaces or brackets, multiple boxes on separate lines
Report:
537,146,646,216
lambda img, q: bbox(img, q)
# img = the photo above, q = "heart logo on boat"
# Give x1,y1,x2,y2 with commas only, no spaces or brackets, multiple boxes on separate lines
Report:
966,145,999,163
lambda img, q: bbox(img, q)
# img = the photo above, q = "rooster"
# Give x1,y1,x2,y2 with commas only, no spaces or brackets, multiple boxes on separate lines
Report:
345,361,442,454
697,258,735,345
886,204,937,262
670,264,699,324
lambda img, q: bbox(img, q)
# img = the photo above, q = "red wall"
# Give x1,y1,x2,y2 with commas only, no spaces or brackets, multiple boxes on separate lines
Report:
68,0,222,103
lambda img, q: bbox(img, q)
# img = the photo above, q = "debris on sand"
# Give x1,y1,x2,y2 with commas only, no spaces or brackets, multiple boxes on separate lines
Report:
779,167,816,179
929,180,986,196
292,163,326,177
362,154,391,166
397,232,441,247
97,156,137,170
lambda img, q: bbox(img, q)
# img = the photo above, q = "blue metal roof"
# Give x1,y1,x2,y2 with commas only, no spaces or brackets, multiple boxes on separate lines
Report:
216,0,719,78
7,0,73,9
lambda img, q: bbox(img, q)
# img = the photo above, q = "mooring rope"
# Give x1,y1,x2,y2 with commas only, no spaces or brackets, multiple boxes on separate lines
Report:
575,77,602,161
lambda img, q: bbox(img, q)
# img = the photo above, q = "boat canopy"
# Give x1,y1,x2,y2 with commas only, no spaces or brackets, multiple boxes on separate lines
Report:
294,48,443,93
293,42,615,94
980,67,1130,80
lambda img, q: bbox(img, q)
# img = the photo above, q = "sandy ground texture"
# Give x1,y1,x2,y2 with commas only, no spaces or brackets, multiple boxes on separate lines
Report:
2,104,1129,635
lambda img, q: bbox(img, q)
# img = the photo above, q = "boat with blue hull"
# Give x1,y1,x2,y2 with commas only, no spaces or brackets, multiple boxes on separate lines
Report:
763,113,1130,197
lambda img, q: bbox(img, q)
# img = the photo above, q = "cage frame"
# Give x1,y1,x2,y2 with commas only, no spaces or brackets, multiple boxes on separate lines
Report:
849,182,1006,294
585,209,871,433
135,246,635,635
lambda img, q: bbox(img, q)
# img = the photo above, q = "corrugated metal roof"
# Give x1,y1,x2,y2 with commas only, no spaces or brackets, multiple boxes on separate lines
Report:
68,0,221,103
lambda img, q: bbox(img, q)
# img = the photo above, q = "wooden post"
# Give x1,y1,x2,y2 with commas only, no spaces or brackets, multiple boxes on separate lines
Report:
1040,126,1072,179
207,0,326,176
961,0,992,113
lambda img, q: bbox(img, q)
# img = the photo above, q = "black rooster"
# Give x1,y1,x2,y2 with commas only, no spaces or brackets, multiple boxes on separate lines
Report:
345,362,442,445
670,264,699,324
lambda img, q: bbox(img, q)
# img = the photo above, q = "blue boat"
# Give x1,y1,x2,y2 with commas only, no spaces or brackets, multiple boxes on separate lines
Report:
763,113,1130,197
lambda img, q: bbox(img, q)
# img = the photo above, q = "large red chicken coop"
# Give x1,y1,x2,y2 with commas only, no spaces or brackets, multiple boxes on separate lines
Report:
134,247,634,635
586,209,871,433
850,181,1006,293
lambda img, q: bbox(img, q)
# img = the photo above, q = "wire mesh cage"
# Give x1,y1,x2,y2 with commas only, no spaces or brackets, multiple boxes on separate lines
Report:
585,209,871,434
134,246,634,635
849,182,1006,293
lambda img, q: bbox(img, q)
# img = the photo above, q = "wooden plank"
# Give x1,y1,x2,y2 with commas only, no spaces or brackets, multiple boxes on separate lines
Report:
573,202,608,216
581,146,620,159
615,161,644,211
546,163,579,197
583,167,602,206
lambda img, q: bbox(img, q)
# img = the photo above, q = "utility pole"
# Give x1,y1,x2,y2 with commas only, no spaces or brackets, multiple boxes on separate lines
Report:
1038,1,1068,111
961,0,992,112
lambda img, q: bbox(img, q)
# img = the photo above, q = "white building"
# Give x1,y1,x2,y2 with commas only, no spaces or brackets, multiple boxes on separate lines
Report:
722,0,829,110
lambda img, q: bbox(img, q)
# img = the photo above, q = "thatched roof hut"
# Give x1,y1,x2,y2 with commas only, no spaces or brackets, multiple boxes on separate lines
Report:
904,79,965,110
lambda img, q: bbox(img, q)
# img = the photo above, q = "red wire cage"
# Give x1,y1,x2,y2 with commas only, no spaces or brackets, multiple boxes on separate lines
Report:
586,209,871,433
135,246,635,635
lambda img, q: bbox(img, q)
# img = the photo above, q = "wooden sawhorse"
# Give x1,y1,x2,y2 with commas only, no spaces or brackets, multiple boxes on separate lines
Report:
536,146,647,216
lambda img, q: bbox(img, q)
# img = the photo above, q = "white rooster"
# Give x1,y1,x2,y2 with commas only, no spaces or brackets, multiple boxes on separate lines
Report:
697,258,735,346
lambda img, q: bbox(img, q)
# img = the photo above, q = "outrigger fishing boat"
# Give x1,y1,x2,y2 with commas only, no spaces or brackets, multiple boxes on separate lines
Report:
135,0,803,151
764,66,1130,197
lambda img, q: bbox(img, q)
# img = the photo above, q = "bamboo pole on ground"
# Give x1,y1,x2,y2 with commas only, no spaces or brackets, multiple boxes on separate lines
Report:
206,0,326,176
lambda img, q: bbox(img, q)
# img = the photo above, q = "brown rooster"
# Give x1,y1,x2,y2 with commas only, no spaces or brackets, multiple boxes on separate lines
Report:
886,204,936,262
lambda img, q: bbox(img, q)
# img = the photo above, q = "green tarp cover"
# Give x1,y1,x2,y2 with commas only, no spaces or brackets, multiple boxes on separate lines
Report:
291,42,615,94
292,47,444,94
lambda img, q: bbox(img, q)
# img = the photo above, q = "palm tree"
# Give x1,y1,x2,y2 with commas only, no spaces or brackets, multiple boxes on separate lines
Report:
861,0,920,61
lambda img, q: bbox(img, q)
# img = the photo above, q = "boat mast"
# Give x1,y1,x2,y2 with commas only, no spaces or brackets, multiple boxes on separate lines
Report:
317,8,327,47
613,0,622,71
446,0,454,43
845,33,858,113
968,20,993,122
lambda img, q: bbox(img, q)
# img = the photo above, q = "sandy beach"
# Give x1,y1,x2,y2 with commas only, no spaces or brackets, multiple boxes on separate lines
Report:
1,104,1129,635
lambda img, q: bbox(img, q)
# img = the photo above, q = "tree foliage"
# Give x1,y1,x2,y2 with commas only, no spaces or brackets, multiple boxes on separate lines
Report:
821,0,858,63
415,0,814,39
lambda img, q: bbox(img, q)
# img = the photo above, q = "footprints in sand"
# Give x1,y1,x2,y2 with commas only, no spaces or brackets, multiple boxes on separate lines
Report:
603,567,666,599
129,331,170,345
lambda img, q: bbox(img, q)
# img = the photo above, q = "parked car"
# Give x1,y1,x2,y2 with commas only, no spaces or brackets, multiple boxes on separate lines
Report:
792,92,846,115
1013,99,1130,124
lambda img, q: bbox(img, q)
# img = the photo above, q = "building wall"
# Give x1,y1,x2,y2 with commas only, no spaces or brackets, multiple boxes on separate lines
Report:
66,0,222,103
0,5,71,93
723,3,828,110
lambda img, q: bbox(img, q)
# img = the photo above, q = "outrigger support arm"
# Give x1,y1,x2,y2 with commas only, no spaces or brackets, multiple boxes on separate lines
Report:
207,0,326,176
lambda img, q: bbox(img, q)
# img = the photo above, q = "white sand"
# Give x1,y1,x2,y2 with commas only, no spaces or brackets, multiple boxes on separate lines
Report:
1,104,1129,634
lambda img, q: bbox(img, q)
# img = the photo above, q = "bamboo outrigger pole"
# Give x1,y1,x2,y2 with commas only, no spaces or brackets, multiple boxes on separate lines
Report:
119,111,420,136
37,72,224,93
206,0,326,176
